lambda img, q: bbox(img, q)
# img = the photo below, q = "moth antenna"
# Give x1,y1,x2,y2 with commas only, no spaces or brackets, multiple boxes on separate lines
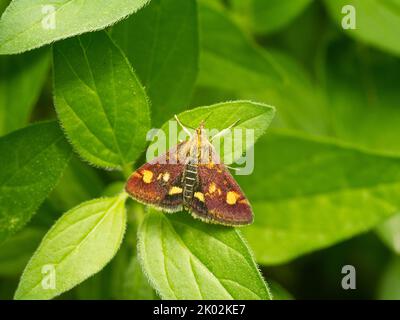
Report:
174,115,193,137
202,111,214,126
210,119,240,141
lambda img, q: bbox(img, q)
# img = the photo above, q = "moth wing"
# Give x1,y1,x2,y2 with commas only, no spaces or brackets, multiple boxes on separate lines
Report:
125,142,187,212
193,163,253,226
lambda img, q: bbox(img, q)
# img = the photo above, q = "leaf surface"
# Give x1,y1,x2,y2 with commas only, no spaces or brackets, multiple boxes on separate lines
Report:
112,0,199,127
325,0,400,57
0,0,150,54
0,48,49,135
15,194,128,300
0,121,71,244
231,0,312,34
158,100,275,163
138,209,271,299
239,131,400,264
53,31,150,169
197,2,327,135
0,227,44,276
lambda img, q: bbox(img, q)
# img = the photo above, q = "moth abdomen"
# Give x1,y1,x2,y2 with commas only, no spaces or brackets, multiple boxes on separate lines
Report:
182,162,198,209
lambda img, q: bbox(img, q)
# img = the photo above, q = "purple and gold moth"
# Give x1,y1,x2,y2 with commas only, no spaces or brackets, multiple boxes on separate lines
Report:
125,116,253,226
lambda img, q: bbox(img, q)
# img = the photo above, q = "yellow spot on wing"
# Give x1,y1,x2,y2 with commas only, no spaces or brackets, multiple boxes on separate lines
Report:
142,170,153,183
163,172,170,182
226,191,240,205
207,162,214,169
169,186,183,195
194,192,205,202
209,182,216,194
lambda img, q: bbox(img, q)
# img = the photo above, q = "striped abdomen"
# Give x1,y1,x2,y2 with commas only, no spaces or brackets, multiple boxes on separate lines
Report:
182,162,198,208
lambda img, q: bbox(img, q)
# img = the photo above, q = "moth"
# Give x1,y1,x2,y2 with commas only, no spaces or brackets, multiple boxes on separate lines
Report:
125,116,253,226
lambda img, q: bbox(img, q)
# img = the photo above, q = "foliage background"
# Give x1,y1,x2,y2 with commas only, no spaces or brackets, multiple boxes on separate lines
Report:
0,0,400,299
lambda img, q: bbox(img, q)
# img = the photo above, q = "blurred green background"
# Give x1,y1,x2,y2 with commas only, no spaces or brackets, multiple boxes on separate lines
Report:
1,0,400,299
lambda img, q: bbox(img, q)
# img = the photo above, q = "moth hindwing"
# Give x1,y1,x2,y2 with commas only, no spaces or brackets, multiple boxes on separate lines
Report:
125,120,253,226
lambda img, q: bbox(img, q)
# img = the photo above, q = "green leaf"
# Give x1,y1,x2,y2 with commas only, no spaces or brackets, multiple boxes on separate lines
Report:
26,157,104,230
46,157,105,213
321,38,400,155
269,280,294,300
112,0,199,127
138,209,271,300
230,0,312,34
121,256,157,300
0,121,72,244
0,0,150,54
324,0,400,57
0,0,10,15
376,213,400,255
240,130,400,265
0,48,49,135
28,155,104,231
0,227,45,277
30,158,102,229
159,100,275,162
53,31,150,169
74,237,131,300
73,211,140,300
14,193,128,300
197,2,328,135
198,3,280,89
377,257,400,299
254,1,329,71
